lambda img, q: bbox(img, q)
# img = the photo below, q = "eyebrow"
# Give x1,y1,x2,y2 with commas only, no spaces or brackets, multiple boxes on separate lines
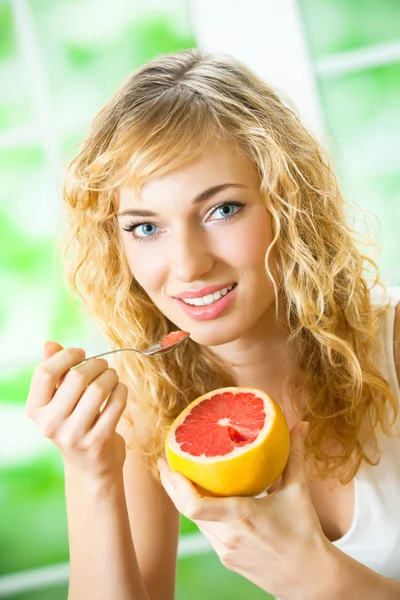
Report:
117,183,247,218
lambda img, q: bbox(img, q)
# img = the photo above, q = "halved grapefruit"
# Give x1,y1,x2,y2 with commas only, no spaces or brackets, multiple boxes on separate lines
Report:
165,387,290,497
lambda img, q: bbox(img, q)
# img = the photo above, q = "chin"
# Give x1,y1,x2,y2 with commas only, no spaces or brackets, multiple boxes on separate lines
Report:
186,324,242,349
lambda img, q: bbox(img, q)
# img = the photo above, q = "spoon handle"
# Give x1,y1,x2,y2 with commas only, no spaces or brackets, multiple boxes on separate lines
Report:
75,332,188,366
83,348,142,361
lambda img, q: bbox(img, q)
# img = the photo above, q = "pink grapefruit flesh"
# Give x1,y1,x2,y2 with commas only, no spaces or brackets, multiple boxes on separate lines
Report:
165,387,290,497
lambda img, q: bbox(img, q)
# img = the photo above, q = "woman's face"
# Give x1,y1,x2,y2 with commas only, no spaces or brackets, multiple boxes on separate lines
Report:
117,139,277,347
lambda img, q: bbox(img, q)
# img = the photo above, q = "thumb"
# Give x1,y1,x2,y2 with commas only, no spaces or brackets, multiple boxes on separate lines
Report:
281,421,309,487
43,340,64,360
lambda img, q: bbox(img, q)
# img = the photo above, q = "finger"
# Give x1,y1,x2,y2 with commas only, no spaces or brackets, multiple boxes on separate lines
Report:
67,368,119,434
91,382,128,438
196,519,229,539
158,459,247,523
46,358,109,419
28,348,86,410
157,459,189,510
195,523,241,572
43,341,70,391
43,340,64,360
281,421,309,489
196,522,223,551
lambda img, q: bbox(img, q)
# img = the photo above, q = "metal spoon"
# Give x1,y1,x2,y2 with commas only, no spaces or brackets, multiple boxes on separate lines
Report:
82,331,190,362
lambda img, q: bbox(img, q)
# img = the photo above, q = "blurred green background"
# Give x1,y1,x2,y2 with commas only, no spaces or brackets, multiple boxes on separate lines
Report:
0,1,399,598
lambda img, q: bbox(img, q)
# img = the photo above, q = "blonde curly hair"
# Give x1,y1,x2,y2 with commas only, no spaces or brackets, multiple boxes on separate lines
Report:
61,49,397,483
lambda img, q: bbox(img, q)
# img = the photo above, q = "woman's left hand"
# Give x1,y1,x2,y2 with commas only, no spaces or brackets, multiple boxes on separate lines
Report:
158,421,338,599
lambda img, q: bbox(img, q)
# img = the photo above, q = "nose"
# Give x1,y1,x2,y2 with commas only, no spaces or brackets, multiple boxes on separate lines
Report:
170,226,214,283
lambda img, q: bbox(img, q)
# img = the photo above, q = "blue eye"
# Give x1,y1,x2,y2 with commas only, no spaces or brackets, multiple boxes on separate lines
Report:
135,223,158,237
122,221,159,241
209,202,245,221
122,201,246,242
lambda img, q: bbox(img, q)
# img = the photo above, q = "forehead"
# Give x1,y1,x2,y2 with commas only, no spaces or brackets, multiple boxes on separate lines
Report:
118,139,259,209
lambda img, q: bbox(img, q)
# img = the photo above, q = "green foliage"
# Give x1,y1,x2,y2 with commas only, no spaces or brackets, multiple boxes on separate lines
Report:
180,514,200,534
0,367,34,405
66,43,98,68
319,63,400,134
50,285,88,342
125,15,196,67
0,209,53,274
0,455,69,575
177,552,273,600
11,586,69,600
0,146,44,169
317,62,400,283
300,0,400,56
0,2,15,60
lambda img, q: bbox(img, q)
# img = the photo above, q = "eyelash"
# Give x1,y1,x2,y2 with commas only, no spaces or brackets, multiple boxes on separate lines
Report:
122,201,246,243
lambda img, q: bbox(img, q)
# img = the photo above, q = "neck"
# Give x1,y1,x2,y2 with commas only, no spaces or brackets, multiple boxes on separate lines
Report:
209,302,300,396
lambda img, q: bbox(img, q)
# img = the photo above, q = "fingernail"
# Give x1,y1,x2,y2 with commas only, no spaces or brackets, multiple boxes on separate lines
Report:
73,348,86,357
301,422,310,439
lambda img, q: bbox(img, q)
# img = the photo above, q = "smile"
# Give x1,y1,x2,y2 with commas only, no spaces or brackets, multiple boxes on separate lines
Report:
181,283,236,306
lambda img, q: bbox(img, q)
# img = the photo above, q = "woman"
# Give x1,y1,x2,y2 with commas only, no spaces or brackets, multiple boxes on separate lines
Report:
26,50,400,599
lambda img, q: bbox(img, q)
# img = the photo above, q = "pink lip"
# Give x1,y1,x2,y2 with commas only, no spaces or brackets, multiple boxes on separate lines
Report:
173,282,236,299
175,284,237,321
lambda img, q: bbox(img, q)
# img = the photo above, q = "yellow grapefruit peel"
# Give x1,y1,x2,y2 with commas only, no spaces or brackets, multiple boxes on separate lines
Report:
165,386,290,497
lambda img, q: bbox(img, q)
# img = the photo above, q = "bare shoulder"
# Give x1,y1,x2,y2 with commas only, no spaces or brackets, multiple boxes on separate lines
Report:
116,401,179,600
393,301,400,386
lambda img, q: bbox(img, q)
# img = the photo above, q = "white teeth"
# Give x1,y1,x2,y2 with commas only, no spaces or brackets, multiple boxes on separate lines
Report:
191,297,205,306
203,293,215,306
182,284,235,307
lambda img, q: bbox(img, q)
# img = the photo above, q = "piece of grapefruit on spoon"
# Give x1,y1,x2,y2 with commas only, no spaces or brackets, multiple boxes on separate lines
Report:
165,387,290,497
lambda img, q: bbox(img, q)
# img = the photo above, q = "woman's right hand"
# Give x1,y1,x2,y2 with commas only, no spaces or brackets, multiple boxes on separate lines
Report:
26,341,129,480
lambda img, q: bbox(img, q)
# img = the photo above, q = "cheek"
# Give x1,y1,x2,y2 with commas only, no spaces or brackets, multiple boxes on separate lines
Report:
219,216,273,270
123,239,167,293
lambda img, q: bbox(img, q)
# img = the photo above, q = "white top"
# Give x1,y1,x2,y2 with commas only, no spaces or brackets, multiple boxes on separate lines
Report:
332,285,400,581
275,286,400,600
